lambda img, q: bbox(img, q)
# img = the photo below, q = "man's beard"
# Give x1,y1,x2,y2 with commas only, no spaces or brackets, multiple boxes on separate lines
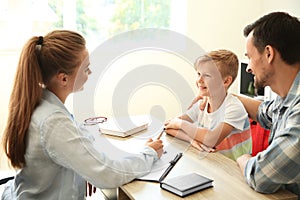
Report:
254,73,271,89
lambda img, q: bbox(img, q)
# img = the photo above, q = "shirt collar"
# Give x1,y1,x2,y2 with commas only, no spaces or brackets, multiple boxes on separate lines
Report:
272,71,300,112
42,89,71,115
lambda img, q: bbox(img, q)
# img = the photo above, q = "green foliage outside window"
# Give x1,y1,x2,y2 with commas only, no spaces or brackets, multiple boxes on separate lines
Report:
48,0,63,28
48,0,170,39
110,0,171,35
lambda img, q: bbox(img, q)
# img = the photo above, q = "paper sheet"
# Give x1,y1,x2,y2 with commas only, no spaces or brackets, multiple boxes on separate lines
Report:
136,145,182,182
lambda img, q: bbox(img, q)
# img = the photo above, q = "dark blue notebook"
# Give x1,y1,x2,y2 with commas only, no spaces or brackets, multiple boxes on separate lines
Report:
160,173,213,197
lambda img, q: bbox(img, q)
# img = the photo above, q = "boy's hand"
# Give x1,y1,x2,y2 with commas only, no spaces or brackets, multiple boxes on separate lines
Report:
190,140,215,152
164,118,183,130
145,139,164,158
164,128,178,137
189,139,203,151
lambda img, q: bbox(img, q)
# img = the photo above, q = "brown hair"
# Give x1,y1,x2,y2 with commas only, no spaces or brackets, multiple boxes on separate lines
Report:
3,30,86,168
244,12,300,65
194,49,239,87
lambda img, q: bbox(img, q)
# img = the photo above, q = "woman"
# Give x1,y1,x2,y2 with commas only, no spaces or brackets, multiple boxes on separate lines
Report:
2,30,163,199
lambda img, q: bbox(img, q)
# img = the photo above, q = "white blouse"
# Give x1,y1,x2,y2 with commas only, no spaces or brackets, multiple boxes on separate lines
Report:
2,89,158,200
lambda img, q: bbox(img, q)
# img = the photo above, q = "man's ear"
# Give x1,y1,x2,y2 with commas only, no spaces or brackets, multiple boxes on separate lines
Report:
265,45,275,64
223,76,232,88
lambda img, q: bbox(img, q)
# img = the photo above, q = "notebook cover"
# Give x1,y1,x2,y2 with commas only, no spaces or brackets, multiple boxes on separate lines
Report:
160,173,213,197
98,116,149,137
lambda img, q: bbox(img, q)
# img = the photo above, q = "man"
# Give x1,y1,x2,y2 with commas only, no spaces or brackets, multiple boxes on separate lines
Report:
236,12,300,198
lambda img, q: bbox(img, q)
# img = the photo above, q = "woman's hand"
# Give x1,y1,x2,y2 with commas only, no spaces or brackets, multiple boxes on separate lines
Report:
145,139,164,158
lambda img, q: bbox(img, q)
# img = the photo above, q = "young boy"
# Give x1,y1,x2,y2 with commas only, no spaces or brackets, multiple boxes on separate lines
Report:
165,49,251,160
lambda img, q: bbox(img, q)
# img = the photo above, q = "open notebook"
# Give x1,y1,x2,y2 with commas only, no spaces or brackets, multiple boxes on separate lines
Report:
98,115,149,137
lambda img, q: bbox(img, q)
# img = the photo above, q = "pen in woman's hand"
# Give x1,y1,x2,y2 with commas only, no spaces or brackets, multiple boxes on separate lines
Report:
157,128,165,140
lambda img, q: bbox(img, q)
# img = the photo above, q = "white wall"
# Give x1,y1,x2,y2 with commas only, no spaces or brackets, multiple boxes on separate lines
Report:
185,0,300,94
88,50,197,121
89,0,300,121
262,0,300,17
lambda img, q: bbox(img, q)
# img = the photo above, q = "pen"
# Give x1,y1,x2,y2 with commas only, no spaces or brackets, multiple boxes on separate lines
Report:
156,128,165,140
158,152,183,182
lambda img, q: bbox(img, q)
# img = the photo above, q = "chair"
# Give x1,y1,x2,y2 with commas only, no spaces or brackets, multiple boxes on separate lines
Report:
0,176,14,185
250,119,270,156
0,171,15,197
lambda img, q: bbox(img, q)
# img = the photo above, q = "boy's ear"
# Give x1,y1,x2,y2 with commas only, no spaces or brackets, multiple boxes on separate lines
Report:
223,76,232,88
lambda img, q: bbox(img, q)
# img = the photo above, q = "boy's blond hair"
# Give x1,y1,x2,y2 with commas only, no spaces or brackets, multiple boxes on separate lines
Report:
194,49,239,87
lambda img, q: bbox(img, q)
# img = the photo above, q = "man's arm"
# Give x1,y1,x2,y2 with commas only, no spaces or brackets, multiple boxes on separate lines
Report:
189,94,262,120
236,154,252,175
234,94,262,121
236,127,300,194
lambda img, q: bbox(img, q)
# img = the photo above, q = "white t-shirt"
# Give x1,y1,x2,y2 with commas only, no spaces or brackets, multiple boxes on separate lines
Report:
185,93,252,160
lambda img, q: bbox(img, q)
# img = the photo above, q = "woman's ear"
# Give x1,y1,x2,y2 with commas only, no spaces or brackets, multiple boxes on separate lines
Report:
223,76,232,88
56,72,68,87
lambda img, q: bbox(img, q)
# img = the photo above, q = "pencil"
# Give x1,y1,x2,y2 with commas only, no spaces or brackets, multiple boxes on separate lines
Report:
157,128,165,140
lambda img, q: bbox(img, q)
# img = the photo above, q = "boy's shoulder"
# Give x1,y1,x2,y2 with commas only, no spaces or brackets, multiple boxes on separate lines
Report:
224,93,247,112
225,93,244,105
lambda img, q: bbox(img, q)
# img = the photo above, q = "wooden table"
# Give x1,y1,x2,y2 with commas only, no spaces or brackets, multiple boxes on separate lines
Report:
117,136,297,200
91,116,297,200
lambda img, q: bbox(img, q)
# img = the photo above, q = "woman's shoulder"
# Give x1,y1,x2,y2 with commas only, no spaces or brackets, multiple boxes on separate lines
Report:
32,98,69,126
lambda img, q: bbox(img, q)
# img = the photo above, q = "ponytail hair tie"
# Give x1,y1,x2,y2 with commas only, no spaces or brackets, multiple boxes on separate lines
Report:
37,36,43,45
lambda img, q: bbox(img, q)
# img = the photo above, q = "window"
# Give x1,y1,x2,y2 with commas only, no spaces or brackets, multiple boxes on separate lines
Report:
48,0,184,50
0,0,186,133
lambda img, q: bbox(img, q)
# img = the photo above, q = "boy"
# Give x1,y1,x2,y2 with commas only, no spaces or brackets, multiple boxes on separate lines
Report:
165,49,251,160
